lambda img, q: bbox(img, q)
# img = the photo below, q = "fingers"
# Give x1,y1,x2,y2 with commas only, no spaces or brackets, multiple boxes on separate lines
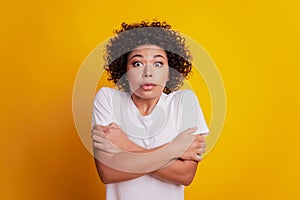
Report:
91,128,106,147
93,122,119,129
182,134,207,156
92,132,122,154
93,124,105,130
93,142,119,154
92,134,105,143
186,153,203,162
92,123,120,135
201,142,207,148
180,144,206,161
91,130,106,149
108,122,119,128
91,123,124,154
91,129,106,138
91,125,110,137
93,142,104,150
181,140,206,162
92,124,112,131
197,147,206,154
92,134,107,151
190,136,206,149
194,154,202,162
194,134,206,142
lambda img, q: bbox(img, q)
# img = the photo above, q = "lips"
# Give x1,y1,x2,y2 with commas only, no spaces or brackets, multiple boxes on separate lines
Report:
140,83,156,91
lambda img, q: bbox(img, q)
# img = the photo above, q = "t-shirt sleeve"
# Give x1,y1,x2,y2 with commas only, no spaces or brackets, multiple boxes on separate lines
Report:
92,87,115,127
179,90,210,135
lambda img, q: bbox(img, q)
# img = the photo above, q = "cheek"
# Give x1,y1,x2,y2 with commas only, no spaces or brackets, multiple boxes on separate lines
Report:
126,69,141,91
156,69,169,82
127,69,141,82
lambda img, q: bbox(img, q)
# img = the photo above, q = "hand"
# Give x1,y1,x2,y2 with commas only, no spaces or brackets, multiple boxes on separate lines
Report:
92,123,123,154
180,134,206,162
170,127,198,159
91,132,123,154
92,123,133,151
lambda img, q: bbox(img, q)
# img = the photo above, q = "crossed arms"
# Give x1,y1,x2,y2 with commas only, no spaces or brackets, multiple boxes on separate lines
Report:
92,122,207,186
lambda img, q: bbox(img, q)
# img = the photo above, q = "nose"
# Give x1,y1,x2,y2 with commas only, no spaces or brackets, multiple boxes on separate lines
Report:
142,64,153,78
143,71,153,78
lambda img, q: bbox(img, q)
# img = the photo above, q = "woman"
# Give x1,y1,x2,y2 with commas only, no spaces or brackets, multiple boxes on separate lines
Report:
91,20,209,200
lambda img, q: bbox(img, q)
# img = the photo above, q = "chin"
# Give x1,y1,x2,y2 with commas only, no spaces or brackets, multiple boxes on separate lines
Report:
134,92,160,100
132,88,164,100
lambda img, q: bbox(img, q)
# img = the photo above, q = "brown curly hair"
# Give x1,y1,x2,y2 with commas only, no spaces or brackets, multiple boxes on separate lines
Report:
104,20,192,94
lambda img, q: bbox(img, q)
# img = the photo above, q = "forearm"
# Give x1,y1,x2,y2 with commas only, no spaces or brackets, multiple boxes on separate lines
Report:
125,136,199,186
94,155,145,184
93,128,197,184
93,142,175,184
150,159,198,186
116,141,199,186
120,137,168,152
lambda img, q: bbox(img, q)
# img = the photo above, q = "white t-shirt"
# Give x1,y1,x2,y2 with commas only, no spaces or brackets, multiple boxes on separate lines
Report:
92,87,209,200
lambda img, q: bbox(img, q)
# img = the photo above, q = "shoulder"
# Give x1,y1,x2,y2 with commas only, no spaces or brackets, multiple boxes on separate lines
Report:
168,90,197,103
94,87,119,104
96,87,116,96
94,87,130,105
177,89,196,97
161,90,198,111
95,87,122,99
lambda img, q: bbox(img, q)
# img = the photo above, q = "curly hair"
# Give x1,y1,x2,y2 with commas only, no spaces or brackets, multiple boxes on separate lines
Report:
104,20,193,94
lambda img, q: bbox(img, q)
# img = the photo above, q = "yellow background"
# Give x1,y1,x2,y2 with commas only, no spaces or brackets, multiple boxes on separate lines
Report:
1,0,299,199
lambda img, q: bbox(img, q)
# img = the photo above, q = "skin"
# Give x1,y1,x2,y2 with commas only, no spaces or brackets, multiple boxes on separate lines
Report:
126,45,169,115
93,124,206,185
93,45,207,186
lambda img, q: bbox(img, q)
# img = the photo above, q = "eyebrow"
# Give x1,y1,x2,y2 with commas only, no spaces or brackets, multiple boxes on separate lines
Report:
129,54,166,61
153,55,166,60
129,54,143,60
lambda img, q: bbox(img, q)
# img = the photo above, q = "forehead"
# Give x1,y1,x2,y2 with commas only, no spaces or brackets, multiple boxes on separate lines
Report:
129,45,167,57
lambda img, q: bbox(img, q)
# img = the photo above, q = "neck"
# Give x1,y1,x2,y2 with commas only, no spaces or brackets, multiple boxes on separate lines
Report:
131,94,160,116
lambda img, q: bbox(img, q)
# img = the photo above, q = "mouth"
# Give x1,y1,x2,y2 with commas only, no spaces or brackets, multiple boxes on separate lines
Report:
140,83,156,91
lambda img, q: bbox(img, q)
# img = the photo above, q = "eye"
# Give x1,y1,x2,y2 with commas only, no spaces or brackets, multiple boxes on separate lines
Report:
133,61,143,67
153,62,163,67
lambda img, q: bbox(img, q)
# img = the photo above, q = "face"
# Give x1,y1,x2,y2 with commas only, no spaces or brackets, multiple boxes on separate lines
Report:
126,44,169,100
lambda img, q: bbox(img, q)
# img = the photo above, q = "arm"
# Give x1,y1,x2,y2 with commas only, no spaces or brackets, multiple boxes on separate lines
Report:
94,154,145,184
93,136,170,184
151,159,198,186
149,133,206,186
95,155,198,186
92,89,208,185
93,124,206,185
151,90,210,186
94,142,173,184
